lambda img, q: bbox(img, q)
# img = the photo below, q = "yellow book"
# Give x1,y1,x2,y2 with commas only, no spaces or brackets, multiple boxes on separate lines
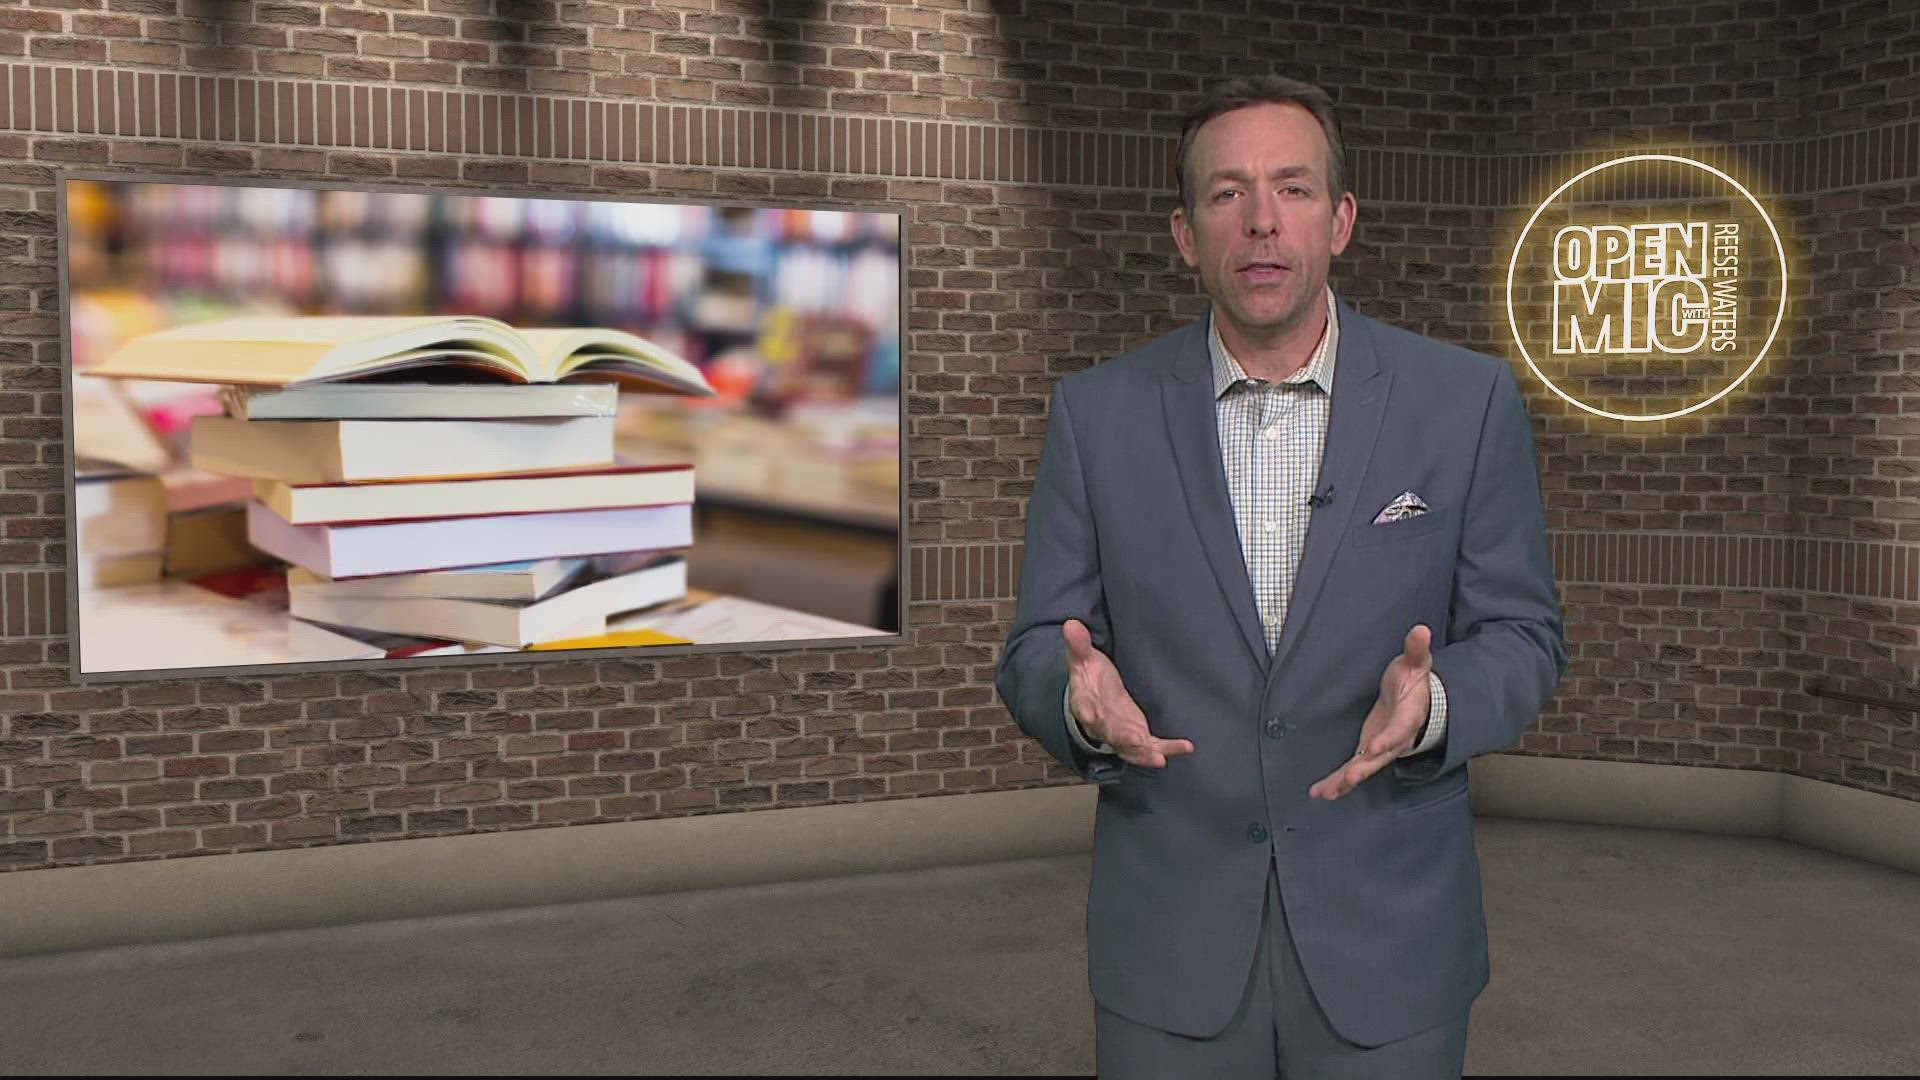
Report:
527,628,692,651
91,315,717,397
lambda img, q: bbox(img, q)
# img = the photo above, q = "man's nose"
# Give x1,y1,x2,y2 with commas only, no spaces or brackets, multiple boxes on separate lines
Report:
1244,190,1281,237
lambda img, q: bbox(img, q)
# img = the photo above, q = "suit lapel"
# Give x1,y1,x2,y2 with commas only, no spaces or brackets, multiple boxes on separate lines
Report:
1267,297,1390,679
1160,298,1394,679
1163,320,1269,670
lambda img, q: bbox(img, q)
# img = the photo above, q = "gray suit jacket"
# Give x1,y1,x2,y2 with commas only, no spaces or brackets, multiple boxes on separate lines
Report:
994,296,1567,1047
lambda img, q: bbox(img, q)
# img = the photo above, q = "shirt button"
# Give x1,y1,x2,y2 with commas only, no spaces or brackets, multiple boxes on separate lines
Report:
1265,718,1284,738
1264,428,1280,440
1247,823,1269,843
1264,520,1277,532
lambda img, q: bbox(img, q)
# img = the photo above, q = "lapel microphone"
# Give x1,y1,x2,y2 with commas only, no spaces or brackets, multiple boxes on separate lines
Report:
1306,483,1335,509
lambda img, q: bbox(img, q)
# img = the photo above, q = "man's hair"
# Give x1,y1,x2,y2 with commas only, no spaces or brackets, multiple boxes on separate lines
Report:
1173,75,1348,214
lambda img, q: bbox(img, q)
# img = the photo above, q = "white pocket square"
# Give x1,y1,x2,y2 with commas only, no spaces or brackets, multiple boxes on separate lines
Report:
1372,490,1430,525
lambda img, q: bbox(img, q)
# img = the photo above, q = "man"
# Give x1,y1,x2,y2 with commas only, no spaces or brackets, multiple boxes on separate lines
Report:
994,75,1567,1079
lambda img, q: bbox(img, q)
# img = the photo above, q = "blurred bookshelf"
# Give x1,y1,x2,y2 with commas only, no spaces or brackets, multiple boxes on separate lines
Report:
66,182,901,385
64,179,903,634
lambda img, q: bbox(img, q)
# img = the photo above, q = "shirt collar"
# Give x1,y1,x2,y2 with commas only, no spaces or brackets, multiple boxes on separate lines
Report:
1208,286,1339,400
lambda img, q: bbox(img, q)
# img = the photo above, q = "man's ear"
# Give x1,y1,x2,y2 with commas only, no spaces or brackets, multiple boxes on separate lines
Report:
1329,192,1357,257
1171,205,1199,268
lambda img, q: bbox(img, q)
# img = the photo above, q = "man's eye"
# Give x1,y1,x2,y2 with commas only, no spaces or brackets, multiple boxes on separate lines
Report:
1214,189,1240,201
1283,185,1308,196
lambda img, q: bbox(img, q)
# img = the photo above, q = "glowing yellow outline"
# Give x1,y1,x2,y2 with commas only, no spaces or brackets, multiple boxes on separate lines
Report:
1505,153,1788,422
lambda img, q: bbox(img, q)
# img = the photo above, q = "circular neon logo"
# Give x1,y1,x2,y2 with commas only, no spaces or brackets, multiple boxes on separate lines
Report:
1505,153,1788,422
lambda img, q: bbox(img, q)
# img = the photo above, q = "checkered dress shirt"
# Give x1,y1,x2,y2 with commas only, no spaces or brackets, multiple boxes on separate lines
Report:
1067,288,1448,759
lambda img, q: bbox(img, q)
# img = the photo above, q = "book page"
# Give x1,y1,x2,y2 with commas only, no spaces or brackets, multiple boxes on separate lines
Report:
70,374,172,471
519,327,714,394
92,316,534,386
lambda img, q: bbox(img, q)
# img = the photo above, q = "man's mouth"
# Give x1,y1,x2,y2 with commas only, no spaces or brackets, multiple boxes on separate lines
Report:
1237,261,1290,282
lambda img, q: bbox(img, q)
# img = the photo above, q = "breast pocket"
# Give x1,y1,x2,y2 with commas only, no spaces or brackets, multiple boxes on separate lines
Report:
1348,506,1451,549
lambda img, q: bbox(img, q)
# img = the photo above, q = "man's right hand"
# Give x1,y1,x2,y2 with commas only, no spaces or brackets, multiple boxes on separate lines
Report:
1064,617,1196,768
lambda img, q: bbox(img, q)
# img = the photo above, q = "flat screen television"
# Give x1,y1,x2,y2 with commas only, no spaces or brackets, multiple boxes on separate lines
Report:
56,172,906,681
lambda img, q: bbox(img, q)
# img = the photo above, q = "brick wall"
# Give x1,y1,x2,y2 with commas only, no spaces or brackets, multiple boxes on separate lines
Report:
1492,3,1920,788
0,0,1915,873
1796,0,1919,135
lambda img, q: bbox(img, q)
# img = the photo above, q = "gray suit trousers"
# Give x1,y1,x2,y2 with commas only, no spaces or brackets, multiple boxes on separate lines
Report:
1095,858,1471,1079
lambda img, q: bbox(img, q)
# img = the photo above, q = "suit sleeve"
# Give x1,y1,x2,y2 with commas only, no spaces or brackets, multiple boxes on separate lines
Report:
995,382,1125,784
1393,363,1568,785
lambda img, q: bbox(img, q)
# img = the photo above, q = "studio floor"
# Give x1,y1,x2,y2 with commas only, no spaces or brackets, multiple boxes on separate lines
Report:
2,814,1917,1076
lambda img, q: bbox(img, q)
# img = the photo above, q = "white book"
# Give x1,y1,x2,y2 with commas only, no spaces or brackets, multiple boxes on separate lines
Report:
254,462,693,525
286,557,592,601
191,414,614,484
297,618,518,660
220,381,619,420
245,499,693,578
289,555,689,647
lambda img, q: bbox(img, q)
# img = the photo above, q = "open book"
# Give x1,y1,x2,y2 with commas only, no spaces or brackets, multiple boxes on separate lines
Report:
89,315,717,397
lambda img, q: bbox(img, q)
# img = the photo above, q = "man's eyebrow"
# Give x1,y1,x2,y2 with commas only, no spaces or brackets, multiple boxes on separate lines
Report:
1205,164,1318,184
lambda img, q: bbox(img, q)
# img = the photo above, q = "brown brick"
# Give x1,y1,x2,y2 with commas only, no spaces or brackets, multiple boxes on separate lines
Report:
45,832,123,859
128,831,197,856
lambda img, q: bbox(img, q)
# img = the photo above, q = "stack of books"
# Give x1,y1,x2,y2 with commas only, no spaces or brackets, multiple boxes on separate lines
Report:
89,314,719,650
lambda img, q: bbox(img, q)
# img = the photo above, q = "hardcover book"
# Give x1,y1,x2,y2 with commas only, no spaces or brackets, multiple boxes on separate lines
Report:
190,414,616,484
254,462,694,524
244,499,694,578
288,553,690,647
286,557,594,602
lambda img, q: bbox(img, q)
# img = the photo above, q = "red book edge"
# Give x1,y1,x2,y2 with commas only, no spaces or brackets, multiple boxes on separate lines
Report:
384,640,461,659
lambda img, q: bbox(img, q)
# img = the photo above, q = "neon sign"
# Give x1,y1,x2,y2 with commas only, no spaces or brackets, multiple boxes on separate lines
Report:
1507,154,1787,422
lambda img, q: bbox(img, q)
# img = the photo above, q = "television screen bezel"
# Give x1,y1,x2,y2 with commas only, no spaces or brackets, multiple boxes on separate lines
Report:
55,167,911,684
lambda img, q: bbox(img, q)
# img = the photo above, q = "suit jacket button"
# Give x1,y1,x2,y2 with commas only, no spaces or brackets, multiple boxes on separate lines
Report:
1247,823,1269,843
1264,718,1284,738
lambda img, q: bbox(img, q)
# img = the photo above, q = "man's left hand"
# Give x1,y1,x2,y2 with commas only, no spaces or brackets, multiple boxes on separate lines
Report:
1309,624,1432,800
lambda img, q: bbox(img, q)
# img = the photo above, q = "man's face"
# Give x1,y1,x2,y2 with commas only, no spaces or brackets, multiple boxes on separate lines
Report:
1171,101,1356,341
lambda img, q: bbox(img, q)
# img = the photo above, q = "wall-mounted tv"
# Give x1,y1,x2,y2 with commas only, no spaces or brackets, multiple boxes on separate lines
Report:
57,172,906,681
